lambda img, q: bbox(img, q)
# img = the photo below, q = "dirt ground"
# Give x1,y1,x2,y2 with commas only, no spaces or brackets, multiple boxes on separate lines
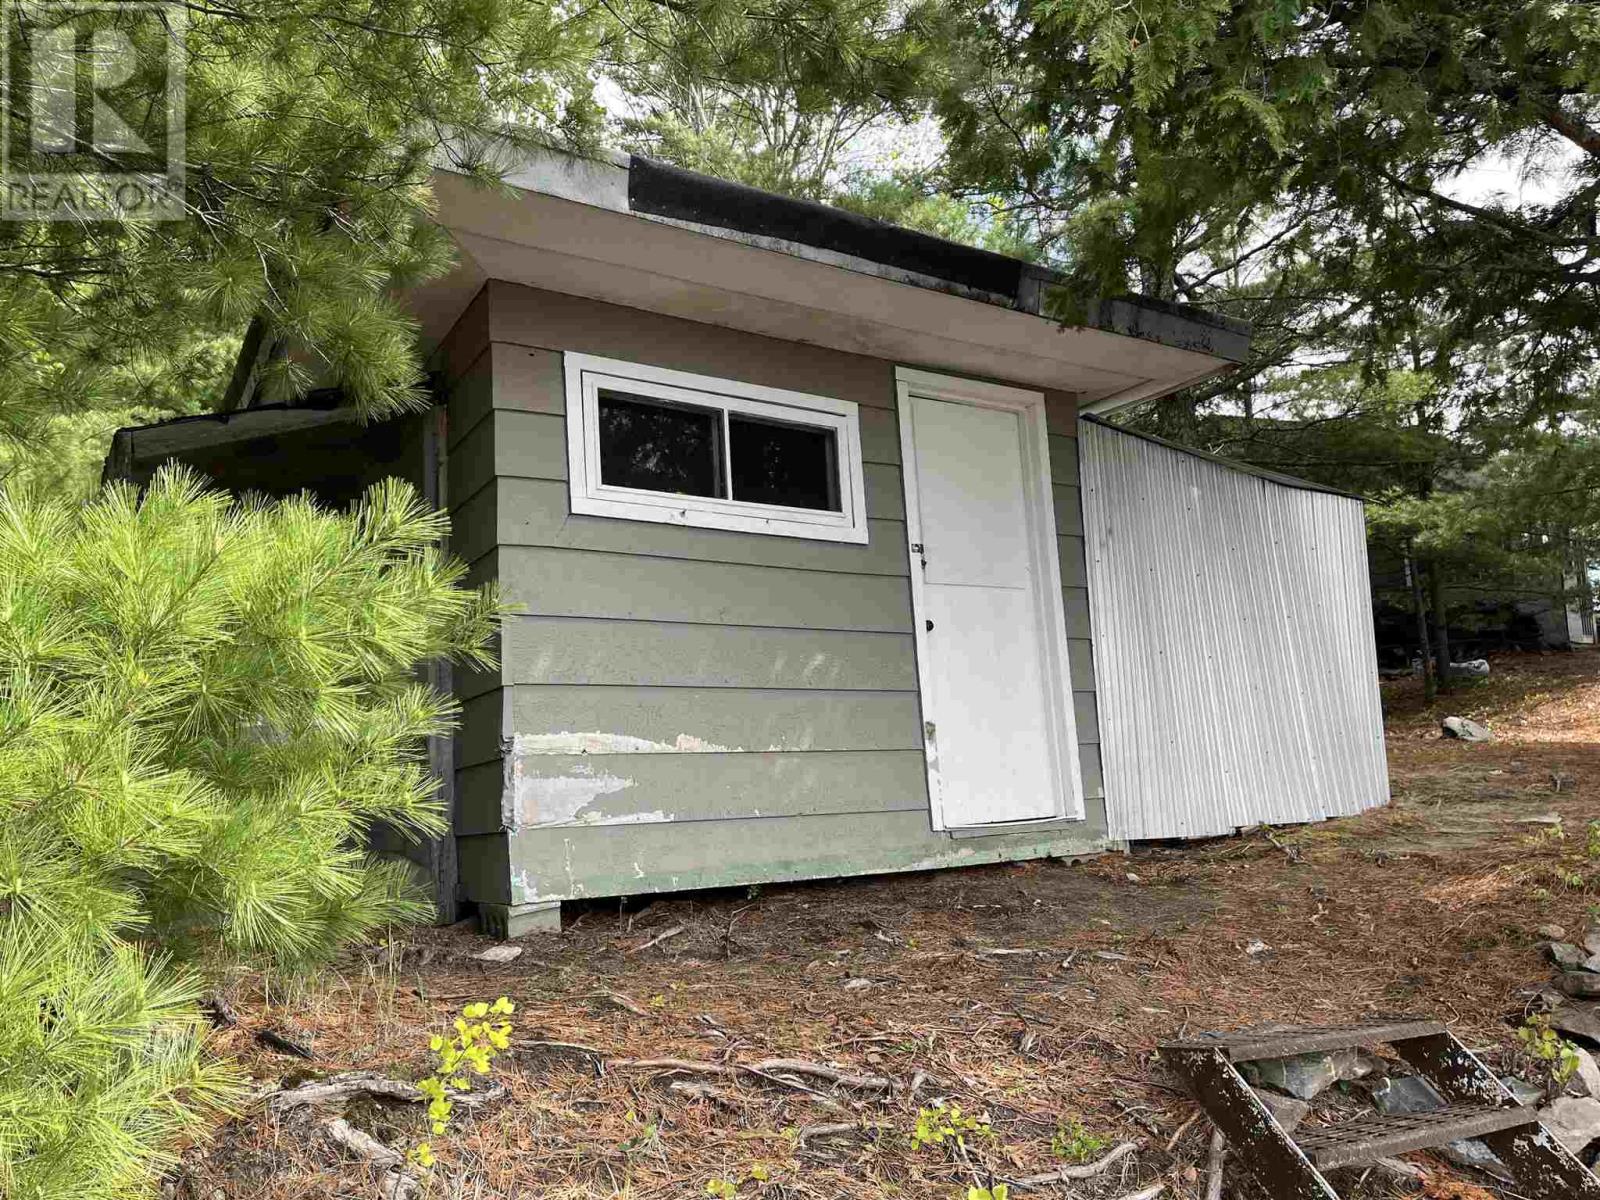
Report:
188,649,1600,1200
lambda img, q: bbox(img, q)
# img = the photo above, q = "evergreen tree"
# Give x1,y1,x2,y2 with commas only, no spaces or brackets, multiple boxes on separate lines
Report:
0,467,500,1197
0,0,608,439
602,0,946,199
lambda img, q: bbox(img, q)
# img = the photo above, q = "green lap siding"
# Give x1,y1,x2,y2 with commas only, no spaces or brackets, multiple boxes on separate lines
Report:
436,280,1112,910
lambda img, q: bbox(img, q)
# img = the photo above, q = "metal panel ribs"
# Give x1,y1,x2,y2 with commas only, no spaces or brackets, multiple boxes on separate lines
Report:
1162,1018,1600,1199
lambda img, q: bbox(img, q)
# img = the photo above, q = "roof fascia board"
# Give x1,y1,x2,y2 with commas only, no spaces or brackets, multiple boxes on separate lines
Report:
431,147,1251,366
433,180,1227,401
118,404,364,465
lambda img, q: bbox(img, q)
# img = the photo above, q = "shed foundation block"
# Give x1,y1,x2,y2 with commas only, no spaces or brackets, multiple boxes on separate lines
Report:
479,899,561,939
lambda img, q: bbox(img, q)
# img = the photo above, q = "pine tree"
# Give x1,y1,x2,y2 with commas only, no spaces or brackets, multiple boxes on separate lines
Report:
0,0,608,435
0,467,500,1198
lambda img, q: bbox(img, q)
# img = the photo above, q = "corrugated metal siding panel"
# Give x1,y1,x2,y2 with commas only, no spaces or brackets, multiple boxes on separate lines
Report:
1081,420,1389,841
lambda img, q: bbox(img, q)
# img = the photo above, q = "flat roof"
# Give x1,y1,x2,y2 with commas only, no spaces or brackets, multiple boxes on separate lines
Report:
403,145,1252,411
622,155,1251,364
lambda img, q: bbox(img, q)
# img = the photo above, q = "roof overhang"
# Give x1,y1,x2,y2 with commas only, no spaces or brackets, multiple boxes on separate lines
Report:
406,150,1249,411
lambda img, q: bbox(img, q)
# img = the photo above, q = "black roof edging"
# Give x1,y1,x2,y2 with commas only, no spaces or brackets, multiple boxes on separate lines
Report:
626,155,1252,364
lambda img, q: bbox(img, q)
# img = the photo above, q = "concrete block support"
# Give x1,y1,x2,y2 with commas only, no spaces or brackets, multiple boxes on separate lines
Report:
479,899,561,939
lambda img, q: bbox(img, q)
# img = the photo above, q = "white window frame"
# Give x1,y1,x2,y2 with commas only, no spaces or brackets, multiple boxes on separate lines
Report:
563,352,869,544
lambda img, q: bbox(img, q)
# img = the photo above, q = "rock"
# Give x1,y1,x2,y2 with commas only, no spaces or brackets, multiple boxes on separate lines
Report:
471,944,523,963
1585,927,1600,957
1546,942,1590,971
1549,1001,1600,1044
1442,716,1492,742
1561,971,1600,999
1369,1074,1446,1115
1585,954,1600,973
1244,939,1270,957
1251,1087,1311,1132
1537,1095,1600,1156
1441,1139,1513,1182
1501,1075,1546,1106
1447,659,1490,679
1569,1048,1600,1099
1248,1049,1372,1101
1540,924,1570,942
841,977,873,990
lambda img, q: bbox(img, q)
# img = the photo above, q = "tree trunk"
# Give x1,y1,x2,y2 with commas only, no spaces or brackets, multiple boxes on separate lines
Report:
1579,540,1597,642
1407,546,1436,703
1555,531,1572,649
1429,562,1452,691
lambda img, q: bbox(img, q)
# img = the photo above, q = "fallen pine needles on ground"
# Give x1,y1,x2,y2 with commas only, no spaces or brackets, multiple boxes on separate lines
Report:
177,650,1600,1199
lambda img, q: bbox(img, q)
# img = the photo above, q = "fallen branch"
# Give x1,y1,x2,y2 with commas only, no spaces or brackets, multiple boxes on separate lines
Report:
323,1117,401,1167
1009,1140,1140,1187
322,1118,419,1200
597,990,653,1017
1204,1128,1225,1200
668,1079,732,1103
606,1057,847,1108
627,923,686,955
1264,827,1304,864
608,1056,732,1074
1164,1109,1200,1153
798,1121,864,1146
269,1072,420,1113
751,1058,893,1091
972,948,1045,958
267,1071,505,1115
256,1026,316,1059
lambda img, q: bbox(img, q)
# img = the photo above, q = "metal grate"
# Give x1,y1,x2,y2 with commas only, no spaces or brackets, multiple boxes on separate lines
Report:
1163,1019,1600,1198
1295,1104,1536,1169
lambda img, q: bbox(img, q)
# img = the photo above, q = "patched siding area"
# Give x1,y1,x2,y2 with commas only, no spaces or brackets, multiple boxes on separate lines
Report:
444,281,1111,908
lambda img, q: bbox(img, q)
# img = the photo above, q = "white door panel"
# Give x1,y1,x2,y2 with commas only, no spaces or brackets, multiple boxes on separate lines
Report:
897,369,1083,830
914,399,1032,587
923,586,1055,824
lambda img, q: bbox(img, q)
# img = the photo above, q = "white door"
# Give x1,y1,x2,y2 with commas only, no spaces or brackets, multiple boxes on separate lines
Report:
896,368,1082,829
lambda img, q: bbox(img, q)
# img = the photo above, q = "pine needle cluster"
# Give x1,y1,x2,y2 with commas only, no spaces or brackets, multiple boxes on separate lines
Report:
0,467,500,1198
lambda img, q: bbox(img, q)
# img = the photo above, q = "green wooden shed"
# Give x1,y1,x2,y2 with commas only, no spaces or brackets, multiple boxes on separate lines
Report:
110,147,1363,938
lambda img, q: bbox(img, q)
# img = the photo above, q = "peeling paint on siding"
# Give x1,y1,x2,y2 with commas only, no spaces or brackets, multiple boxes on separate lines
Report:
510,867,543,903
505,746,681,829
511,731,742,755
511,760,634,826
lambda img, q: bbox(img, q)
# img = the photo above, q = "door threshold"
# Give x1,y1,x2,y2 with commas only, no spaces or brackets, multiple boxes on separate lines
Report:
948,815,1087,840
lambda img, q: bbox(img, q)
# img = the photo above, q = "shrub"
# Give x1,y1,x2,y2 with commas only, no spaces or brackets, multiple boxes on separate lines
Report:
0,930,238,1198
0,467,499,1198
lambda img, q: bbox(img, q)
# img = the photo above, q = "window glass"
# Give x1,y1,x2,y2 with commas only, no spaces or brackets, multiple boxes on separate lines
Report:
728,414,840,511
598,391,724,498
